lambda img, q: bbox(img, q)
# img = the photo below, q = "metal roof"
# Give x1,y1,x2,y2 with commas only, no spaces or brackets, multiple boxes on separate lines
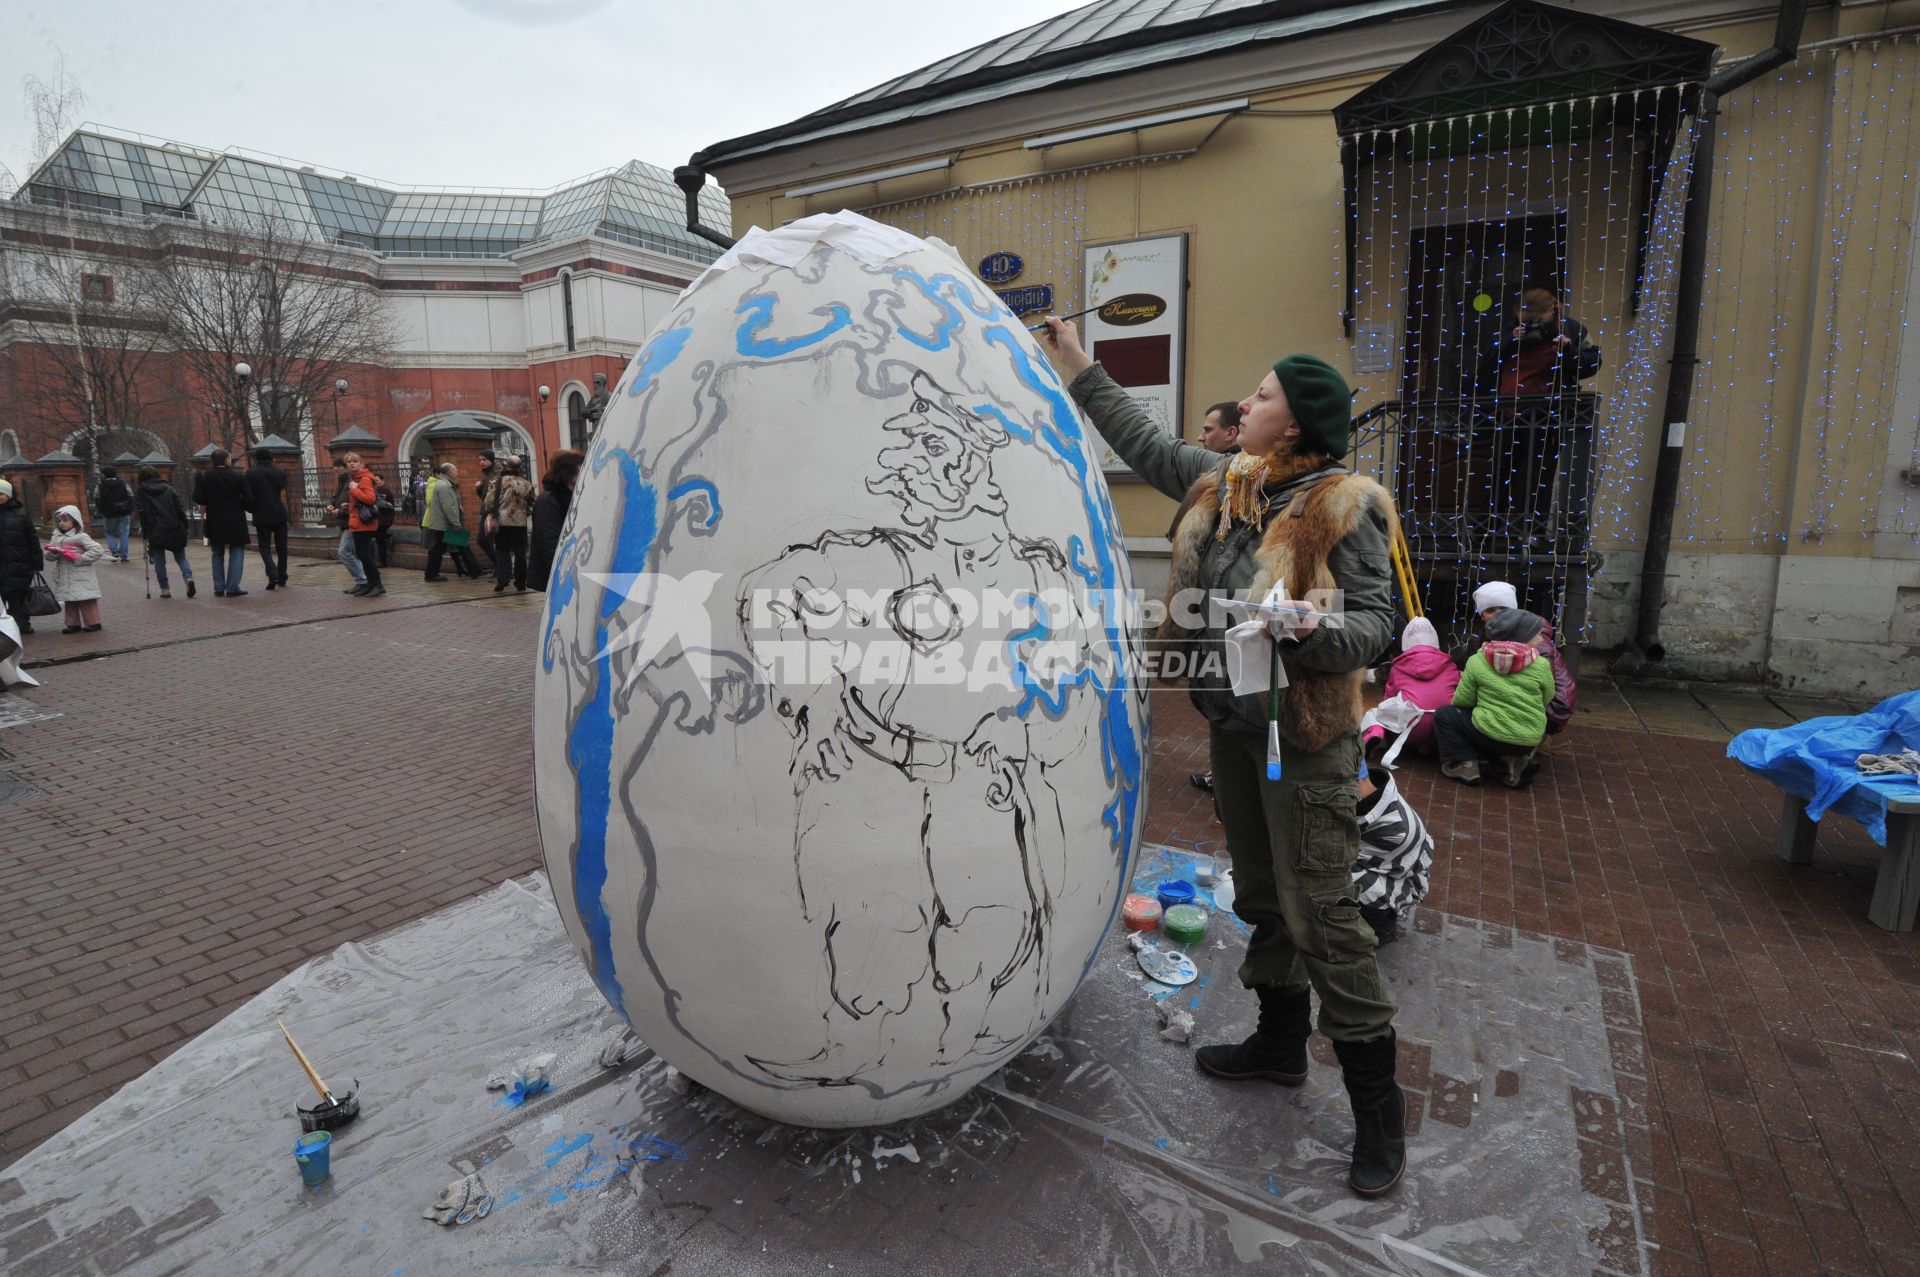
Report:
15,128,732,266
696,0,1457,166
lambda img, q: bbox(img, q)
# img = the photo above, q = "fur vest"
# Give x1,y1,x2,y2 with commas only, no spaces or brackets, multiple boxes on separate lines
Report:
1159,466,1398,752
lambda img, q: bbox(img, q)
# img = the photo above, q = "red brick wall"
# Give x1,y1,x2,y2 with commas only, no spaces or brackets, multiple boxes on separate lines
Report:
1,343,631,470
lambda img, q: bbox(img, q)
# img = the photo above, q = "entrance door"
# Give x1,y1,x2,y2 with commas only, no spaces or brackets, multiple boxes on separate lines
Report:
1396,213,1566,537
1403,212,1563,399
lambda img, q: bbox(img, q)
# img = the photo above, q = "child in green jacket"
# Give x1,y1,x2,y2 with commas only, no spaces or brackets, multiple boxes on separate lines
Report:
1434,609,1556,788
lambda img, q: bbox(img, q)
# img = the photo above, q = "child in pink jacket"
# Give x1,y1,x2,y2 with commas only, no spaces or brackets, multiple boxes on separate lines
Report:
1364,617,1462,758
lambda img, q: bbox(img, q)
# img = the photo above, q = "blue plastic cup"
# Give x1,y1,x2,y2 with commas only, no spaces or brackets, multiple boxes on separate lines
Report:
293,1130,332,1187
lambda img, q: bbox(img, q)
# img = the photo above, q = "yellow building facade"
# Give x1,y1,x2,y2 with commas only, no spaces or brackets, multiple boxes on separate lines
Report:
695,0,1920,697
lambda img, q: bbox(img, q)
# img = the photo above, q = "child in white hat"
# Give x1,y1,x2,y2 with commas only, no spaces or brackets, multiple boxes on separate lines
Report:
44,505,107,633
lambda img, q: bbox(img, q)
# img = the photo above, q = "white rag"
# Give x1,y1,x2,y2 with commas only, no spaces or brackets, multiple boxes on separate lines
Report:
1218,580,1323,698
1360,692,1427,769
679,210,944,300
0,614,38,688
1858,750,1920,776
423,1173,494,1226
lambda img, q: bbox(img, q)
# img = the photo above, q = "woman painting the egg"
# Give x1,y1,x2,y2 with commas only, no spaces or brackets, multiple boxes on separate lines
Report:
1041,315,1407,1197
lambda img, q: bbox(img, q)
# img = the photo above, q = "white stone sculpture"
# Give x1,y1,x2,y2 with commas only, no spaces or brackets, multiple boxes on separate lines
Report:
532,212,1148,1127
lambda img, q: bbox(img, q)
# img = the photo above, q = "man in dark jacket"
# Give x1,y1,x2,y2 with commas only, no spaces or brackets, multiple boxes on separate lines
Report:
133,466,195,599
1472,287,1600,396
0,479,45,633
244,448,291,589
1472,287,1602,539
95,469,135,563
191,449,253,597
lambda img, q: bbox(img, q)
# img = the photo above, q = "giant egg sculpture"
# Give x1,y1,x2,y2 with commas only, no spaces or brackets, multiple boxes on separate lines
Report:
533,212,1147,1127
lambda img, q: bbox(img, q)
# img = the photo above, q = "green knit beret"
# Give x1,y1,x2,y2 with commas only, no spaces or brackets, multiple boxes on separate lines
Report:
1272,354,1353,457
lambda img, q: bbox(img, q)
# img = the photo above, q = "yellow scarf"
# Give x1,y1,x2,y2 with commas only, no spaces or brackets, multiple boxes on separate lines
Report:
1215,452,1271,541
1213,448,1335,542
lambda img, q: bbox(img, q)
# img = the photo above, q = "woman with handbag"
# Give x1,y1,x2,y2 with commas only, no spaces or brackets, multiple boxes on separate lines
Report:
0,478,46,634
423,462,482,581
342,453,385,598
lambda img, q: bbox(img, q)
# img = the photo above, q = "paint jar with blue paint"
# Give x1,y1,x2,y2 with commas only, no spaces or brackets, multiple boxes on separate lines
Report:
293,1130,332,1188
1156,880,1196,912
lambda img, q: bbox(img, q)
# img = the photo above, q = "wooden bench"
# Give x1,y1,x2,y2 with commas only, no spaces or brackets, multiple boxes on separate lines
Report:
1777,789,1920,931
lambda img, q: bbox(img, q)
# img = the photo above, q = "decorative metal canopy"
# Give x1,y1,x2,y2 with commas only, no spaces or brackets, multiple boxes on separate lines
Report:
1334,0,1716,135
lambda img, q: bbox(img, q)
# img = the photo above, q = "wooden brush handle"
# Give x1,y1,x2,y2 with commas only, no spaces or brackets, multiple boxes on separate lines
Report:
278,1020,333,1101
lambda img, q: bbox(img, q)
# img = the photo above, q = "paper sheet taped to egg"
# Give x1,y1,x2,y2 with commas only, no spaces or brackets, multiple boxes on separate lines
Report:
532,212,1149,1127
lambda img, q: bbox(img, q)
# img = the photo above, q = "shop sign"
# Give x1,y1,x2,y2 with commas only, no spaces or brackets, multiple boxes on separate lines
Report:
1083,233,1188,473
1097,293,1167,326
994,284,1053,315
979,252,1024,284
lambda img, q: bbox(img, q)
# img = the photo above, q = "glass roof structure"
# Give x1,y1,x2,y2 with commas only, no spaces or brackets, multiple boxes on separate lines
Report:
16,129,730,264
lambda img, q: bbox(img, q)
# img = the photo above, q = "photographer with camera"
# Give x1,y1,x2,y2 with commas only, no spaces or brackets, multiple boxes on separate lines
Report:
1473,287,1601,541
1474,286,1600,397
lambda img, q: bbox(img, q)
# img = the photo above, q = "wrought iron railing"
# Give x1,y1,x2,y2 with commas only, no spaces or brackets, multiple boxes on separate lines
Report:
298,461,434,528
1347,391,1602,649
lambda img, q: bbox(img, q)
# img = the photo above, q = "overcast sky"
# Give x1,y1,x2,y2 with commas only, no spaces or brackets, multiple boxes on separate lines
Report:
0,0,1094,192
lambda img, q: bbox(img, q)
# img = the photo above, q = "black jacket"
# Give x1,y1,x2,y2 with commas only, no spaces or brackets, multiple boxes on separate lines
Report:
134,479,190,552
191,465,253,546
243,464,290,527
528,482,571,591
1474,314,1601,396
95,475,135,518
330,473,352,529
0,496,44,599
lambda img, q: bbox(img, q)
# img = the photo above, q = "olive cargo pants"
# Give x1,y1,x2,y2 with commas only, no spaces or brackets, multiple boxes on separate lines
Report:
1209,727,1398,1042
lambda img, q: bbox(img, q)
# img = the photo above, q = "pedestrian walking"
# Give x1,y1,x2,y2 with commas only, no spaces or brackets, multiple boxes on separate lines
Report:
324,458,368,595
487,457,534,593
473,450,501,569
190,449,253,597
342,452,385,598
133,466,195,599
374,476,396,566
95,469,135,563
528,448,583,592
0,478,45,633
43,505,107,633
244,448,291,590
423,462,482,581
1043,314,1408,1198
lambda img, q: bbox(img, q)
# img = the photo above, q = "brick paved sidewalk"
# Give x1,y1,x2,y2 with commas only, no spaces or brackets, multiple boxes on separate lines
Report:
4,581,1917,1275
15,542,517,669
0,575,544,1168
1159,693,1918,1277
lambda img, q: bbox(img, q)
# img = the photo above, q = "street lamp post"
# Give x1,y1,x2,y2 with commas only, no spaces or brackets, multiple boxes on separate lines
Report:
331,378,348,434
538,384,552,456
233,362,252,449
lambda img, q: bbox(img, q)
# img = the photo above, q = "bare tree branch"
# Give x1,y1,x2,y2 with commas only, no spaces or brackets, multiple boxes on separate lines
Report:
145,209,397,457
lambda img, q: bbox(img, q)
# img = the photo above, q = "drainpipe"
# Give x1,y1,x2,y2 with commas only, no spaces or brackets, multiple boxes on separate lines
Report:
1620,0,1807,671
673,162,737,251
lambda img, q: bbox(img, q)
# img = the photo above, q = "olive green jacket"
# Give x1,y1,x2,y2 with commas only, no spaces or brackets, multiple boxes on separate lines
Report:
1068,363,1395,737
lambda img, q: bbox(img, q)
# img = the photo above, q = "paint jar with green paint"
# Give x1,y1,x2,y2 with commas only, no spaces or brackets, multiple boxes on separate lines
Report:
1162,904,1208,947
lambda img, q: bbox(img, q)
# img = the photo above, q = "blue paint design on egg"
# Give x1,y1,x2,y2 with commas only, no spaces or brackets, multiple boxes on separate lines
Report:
564,446,660,1015
734,295,851,356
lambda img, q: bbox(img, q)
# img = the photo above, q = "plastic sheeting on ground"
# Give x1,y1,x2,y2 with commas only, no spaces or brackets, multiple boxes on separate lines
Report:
1728,689,1920,846
0,866,1647,1276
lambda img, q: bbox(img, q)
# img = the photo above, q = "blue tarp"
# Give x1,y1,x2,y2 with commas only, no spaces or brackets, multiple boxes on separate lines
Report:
1727,690,1920,847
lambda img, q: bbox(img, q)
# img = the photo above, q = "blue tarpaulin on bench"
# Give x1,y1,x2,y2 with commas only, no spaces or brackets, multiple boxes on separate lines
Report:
1728,690,1920,847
